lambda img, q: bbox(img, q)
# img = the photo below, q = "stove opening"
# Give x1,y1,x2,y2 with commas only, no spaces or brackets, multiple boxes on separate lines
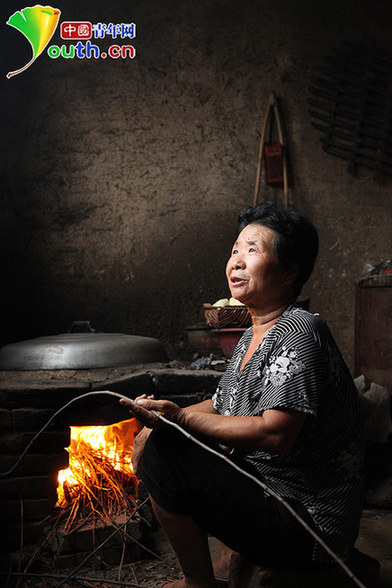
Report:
56,418,142,531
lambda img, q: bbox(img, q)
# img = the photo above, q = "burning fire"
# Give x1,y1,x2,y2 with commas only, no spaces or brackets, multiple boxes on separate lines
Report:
56,418,141,525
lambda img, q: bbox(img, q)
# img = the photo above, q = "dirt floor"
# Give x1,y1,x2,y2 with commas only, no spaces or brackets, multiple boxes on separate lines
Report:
3,507,391,588
356,509,392,588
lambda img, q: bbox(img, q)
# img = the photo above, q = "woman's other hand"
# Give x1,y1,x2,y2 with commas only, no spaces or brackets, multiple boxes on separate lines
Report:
131,426,151,475
120,394,185,476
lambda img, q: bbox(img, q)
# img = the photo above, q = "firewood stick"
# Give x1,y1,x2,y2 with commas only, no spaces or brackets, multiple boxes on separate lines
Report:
1,570,143,586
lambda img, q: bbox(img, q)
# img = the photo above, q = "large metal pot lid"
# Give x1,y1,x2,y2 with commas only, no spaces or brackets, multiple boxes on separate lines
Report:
0,328,168,371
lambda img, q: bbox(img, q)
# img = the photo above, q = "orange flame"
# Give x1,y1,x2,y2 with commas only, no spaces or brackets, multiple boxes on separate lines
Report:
56,418,141,511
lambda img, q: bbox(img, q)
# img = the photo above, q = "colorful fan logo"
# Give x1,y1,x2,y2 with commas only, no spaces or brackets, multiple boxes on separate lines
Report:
6,5,61,79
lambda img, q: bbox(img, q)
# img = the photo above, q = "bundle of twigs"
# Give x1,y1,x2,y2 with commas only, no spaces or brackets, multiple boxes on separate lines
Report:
56,440,138,533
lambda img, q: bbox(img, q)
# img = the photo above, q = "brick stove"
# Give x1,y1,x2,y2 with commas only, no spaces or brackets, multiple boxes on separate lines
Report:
0,364,221,572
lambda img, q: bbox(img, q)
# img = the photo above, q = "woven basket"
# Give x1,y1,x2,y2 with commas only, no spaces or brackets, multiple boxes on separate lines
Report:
203,303,252,329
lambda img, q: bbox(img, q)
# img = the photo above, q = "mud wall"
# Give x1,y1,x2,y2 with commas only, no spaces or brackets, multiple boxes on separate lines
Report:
1,0,391,368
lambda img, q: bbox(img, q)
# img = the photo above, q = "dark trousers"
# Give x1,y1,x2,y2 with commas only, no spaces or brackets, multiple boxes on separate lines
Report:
140,427,323,570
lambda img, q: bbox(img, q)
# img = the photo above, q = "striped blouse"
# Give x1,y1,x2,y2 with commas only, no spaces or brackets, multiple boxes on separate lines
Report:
212,305,364,563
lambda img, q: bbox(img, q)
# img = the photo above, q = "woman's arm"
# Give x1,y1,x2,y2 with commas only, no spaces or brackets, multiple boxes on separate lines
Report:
181,407,307,455
122,396,306,456
183,398,217,414
122,396,218,474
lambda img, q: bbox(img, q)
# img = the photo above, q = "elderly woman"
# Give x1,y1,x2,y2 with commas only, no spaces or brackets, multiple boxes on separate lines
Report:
120,202,364,588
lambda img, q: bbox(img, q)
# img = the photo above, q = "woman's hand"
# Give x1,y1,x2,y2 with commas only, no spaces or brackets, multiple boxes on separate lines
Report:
119,394,185,429
131,426,152,475
119,394,185,476
120,394,159,428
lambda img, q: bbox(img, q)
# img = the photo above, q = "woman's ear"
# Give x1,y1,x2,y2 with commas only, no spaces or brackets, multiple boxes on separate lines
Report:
284,265,299,286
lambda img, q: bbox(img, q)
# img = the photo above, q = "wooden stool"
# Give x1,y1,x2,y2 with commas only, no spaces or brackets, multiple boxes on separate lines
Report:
228,549,380,588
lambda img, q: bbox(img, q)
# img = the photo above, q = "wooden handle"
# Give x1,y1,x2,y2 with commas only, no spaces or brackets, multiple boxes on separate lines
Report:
272,97,288,208
253,92,275,207
253,92,288,208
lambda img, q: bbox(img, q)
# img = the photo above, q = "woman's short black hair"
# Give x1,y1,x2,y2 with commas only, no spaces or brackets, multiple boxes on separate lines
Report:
238,201,319,298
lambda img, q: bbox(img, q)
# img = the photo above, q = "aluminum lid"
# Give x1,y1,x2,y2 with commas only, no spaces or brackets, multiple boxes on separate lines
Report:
0,332,168,370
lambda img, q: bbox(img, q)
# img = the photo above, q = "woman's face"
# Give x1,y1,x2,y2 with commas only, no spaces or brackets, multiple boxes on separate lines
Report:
225,223,293,311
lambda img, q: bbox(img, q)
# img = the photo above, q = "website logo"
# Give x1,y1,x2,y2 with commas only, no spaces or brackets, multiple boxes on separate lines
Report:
60,21,92,40
6,5,61,79
47,22,136,61
6,7,136,78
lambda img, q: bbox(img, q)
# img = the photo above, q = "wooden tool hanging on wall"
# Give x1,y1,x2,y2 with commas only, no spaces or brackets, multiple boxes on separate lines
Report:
254,91,288,207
